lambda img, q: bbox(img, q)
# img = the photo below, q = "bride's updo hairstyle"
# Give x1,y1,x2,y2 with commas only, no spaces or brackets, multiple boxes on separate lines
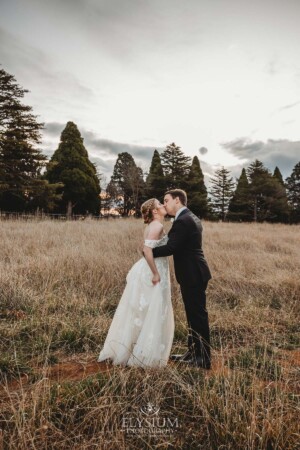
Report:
141,198,157,224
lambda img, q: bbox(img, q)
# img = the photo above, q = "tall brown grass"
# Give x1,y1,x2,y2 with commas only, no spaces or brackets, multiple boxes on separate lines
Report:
0,219,299,449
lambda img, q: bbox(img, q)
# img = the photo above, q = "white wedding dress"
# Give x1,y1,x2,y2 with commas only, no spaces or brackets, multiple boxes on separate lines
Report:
98,235,174,368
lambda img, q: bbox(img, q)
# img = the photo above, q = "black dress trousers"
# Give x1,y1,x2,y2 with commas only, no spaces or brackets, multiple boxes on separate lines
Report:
180,280,211,362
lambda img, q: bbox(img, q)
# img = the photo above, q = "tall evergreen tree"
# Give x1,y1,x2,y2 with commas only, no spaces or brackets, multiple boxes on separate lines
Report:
110,152,144,216
273,166,284,185
146,149,166,200
0,68,47,211
160,142,191,189
227,168,252,221
247,160,271,222
209,167,235,221
45,122,101,217
285,162,300,223
127,164,145,217
186,155,208,218
247,160,289,222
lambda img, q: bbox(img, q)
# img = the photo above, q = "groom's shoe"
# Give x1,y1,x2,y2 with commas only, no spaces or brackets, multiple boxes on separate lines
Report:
170,350,193,362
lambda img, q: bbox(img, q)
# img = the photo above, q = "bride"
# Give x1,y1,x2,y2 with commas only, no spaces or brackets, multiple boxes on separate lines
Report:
98,198,174,368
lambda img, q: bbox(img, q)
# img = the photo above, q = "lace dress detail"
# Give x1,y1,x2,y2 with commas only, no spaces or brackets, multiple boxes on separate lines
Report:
144,237,165,248
98,234,174,368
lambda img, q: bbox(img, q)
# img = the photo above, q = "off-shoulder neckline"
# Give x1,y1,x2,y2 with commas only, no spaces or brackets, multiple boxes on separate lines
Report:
144,234,167,242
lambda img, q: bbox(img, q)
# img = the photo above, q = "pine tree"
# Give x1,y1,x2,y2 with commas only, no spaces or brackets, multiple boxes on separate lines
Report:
127,165,145,217
273,166,284,185
160,142,191,189
110,152,144,216
286,162,300,223
186,155,208,218
227,168,252,221
247,160,271,222
146,149,166,200
209,167,235,221
45,122,101,217
247,160,289,222
0,68,47,211
269,181,290,223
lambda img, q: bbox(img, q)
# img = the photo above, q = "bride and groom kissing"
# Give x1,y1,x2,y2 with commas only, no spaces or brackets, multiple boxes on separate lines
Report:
98,188,212,370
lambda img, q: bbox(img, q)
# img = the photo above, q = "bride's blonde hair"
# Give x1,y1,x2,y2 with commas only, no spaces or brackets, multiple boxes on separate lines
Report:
141,198,157,224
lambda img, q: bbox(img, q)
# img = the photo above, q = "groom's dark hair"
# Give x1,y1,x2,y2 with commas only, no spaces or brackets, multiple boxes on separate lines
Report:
165,189,187,206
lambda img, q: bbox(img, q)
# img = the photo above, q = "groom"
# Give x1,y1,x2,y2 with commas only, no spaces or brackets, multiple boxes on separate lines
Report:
152,189,212,369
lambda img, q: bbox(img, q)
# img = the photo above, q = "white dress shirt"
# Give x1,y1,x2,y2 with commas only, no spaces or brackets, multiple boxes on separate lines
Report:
174,206,188,221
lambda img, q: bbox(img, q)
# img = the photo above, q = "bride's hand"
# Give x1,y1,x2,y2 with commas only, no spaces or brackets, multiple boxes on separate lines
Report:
152,273,160,285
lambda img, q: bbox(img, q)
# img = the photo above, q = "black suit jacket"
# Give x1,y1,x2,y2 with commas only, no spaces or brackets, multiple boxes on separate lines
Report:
152,208,212,287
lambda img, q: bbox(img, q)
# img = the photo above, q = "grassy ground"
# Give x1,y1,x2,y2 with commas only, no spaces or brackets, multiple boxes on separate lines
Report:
0,218,299,449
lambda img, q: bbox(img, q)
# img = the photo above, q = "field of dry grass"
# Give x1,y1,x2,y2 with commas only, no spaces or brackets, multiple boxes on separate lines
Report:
0,218,299,449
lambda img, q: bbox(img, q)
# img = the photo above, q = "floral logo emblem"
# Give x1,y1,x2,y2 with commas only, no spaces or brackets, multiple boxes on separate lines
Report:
140,402,160,416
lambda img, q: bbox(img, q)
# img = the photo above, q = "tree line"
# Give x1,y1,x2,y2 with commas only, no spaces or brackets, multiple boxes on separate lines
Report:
1,67,299,223
105,145,299,223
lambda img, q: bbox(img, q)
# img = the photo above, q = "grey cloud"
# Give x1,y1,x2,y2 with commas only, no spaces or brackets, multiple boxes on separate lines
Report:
44,122,65,136
0,28,93,100
81,130,164,159
221,137,300,177
263,152,299,176
222,138,264,157
43,122,164,159
88,155,115,174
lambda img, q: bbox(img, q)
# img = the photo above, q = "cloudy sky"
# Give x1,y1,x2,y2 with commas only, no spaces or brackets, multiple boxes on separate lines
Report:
1,0,300,185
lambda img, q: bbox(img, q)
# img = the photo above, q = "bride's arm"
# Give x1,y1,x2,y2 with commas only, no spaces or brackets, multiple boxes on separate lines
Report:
143,247,160,285
143,222,163,285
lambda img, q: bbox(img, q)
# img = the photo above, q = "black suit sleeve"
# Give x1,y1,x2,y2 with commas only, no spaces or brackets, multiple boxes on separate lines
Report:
152,220,187,258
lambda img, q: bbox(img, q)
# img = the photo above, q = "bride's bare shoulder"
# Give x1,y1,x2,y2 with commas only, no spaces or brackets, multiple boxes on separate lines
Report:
144,220,163,240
